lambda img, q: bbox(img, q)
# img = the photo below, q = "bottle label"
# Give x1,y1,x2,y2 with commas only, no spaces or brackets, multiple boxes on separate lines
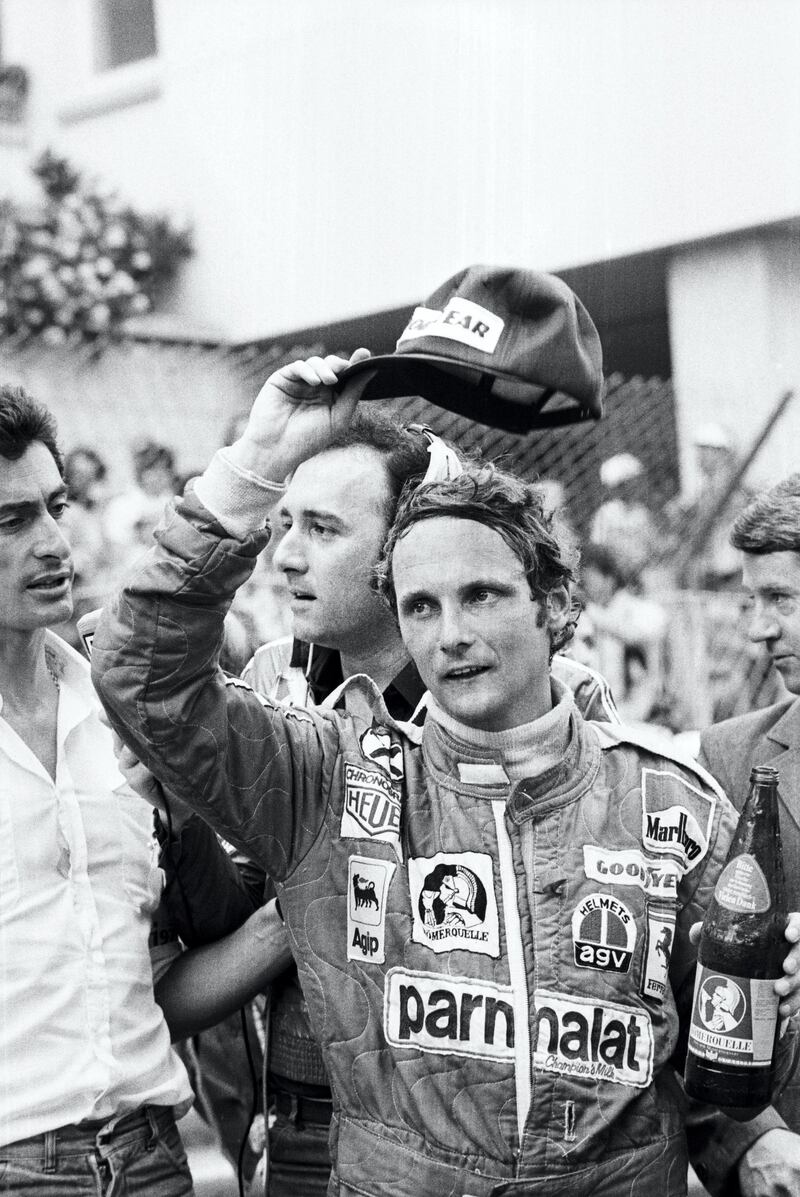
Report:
687,965,778,1067
714,854,771,913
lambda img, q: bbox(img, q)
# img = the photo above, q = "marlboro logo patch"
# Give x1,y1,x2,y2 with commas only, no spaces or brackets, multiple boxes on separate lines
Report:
341,763,401,843
642,770,714,872
398,300,504,354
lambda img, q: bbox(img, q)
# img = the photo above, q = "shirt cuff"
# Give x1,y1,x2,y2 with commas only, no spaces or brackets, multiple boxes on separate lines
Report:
194,447,286,539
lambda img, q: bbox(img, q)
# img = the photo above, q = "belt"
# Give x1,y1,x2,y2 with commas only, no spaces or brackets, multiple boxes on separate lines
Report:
271,1090,333,1127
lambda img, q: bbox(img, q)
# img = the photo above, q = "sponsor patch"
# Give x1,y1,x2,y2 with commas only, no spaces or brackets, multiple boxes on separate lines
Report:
398,300,504,355
347,855,394,964
641,902,676,1002
583,846,681,898
408,853,499,957
360,725,404,782
384,968,515,1059
642,770,714,872
571,893,636,974
533,989,654,1087
341,762,401,843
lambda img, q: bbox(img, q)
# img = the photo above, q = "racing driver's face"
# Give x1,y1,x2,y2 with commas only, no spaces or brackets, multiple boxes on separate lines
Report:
393,516,569,732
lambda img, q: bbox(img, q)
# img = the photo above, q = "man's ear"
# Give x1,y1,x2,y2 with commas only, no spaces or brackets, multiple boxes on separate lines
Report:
545,585,571,632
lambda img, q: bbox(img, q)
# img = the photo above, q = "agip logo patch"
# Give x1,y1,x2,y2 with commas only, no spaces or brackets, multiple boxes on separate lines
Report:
347,855,395,964
341,763,401,844
571,893,636,974
408,852,499,957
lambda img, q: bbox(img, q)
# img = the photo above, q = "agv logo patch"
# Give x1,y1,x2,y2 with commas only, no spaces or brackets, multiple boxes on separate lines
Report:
571,893,636,973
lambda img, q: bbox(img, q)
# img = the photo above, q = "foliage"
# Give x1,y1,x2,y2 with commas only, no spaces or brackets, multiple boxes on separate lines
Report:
0,150,192,344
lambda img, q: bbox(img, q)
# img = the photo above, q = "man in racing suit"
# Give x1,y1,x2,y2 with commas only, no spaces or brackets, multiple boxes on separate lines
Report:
161,410,620,1196
94,354,800,1196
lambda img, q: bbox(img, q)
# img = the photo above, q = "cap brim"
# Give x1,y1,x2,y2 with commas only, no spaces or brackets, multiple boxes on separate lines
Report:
336,354,600,433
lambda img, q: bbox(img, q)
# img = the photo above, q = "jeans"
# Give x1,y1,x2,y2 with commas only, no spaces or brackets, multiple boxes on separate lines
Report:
247,1108,330,1197
0,1105,195,1195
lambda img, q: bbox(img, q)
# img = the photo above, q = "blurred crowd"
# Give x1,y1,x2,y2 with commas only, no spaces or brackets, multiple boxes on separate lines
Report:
56,412,780,741
58,426,292,674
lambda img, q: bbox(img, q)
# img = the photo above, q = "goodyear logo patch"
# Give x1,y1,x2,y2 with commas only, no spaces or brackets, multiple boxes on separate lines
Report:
583,846,681,898
384,968,515,1060
398,299,504,355
642,770,714,873
341,763,401,843
571,893,636,974
641,902,675,1002
347,855,395,964
533,989,654,1087
408,852,499,957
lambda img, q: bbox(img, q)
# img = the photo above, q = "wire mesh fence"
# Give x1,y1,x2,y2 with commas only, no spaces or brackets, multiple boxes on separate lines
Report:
0,335,783,733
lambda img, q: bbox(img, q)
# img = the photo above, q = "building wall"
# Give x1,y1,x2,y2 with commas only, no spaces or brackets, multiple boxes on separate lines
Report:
2,0,800,342
667,229,800,491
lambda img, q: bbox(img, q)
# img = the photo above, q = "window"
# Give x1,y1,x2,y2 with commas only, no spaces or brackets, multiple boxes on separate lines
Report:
93,0,157,72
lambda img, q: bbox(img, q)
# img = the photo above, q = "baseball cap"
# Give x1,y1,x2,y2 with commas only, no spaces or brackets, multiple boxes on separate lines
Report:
336,265,604,433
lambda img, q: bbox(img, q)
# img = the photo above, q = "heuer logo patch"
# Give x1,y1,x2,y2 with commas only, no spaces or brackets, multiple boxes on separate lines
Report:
384,968,515,1060
642,770,714,873
347,855,395,964
571,893,636,974
360,726,403,782
583,846,680,898
398,299,504,355
408,852,500,957
641,902,676,1002
341,763,401,843
533,989,654,1087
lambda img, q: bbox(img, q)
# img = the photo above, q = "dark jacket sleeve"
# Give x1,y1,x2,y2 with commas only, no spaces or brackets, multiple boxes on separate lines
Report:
161,814,265,947
92,485,341,882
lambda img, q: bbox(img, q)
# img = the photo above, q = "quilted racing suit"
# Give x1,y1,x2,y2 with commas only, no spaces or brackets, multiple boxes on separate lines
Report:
92,487,790,1197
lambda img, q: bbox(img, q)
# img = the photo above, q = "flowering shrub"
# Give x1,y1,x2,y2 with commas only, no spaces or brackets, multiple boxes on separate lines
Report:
0,150,192,344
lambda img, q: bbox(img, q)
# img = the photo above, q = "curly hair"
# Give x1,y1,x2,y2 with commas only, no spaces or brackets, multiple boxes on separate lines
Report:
731,473,800,555
374,463,580,655
0,384,64,475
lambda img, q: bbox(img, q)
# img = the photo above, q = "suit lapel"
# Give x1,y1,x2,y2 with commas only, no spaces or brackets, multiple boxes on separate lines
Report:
766,701,800,834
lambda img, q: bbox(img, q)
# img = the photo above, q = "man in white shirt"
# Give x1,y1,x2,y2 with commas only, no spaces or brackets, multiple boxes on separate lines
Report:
0,384,195,1195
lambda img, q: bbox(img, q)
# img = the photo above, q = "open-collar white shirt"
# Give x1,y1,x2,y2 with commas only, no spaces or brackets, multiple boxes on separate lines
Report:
0,631,191,1146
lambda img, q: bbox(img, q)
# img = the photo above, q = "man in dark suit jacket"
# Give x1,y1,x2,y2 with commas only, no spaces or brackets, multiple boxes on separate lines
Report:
693,473,800,1197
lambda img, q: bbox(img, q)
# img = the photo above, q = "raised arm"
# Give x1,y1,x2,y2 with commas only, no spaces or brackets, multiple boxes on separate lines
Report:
91,353,372,875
